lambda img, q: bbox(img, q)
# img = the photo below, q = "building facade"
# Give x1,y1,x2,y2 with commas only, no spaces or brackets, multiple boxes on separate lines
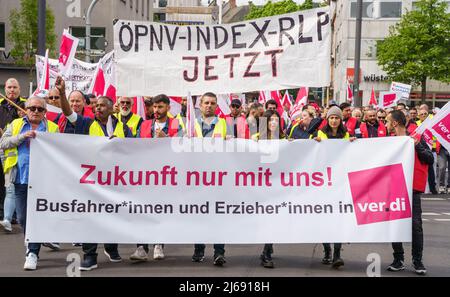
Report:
0,0,156,91
332,0,450,107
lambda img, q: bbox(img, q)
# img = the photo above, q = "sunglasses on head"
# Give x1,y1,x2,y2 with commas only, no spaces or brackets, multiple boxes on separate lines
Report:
27,106,46,113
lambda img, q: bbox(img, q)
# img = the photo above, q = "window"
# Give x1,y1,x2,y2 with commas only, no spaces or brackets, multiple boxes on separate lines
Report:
0,23,5,49
348,39,379,60
380,1,402,18
350,1,374,18
70,27,106,51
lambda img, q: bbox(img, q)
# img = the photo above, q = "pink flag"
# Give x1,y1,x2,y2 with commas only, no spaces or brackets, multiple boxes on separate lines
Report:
369,87,377,106
58,29,79,75
295,87,308,106
186,92,196,137
91,68,105,97
347,81,353,103
33,49,50,97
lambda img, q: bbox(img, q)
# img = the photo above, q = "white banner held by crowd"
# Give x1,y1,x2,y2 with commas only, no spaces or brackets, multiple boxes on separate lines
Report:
114,7,331,96
27,134,414,243
36,55,98,94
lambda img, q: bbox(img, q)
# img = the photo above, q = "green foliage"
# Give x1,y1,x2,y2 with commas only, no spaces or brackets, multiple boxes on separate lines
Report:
8,0,56,66
245,0,320,20
377,0,450,97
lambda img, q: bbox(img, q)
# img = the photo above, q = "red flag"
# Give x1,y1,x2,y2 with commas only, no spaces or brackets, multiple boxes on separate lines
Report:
347,81,353,103
295,87,308,106
369,87,377,106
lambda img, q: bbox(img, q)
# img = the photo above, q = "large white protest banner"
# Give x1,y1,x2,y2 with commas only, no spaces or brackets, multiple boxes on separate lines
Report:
36,55,98,94
27,134,413,243
113,7,331,96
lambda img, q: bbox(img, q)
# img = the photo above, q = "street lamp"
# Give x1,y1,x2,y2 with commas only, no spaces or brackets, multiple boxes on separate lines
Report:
86,0,99,62
37,0,46,56
353,0,363,107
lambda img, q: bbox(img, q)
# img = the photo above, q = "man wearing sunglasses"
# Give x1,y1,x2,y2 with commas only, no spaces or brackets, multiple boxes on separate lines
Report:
0,97,59,271
115,97,143,137
376,109,387,125
224,99,250,139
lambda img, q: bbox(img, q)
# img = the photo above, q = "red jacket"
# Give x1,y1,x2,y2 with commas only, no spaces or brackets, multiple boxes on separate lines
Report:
139,118,179,138
360,121,387,138
224,115,250,139
413,152,429,193
345,117,358,136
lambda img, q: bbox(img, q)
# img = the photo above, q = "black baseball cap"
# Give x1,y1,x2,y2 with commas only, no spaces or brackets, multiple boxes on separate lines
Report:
230,99,242,108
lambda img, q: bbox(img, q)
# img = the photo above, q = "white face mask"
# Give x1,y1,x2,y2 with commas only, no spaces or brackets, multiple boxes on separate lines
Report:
120,108,132,117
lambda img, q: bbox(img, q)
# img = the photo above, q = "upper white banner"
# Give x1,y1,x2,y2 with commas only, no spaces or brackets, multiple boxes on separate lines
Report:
113,7,331,96
27,134,413,244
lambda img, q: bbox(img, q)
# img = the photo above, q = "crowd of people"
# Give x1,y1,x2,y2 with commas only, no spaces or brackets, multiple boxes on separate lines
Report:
0,76,439,275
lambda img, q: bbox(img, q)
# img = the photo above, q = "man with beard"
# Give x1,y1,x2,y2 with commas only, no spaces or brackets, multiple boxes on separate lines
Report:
115,97,143,137
359,108,387,138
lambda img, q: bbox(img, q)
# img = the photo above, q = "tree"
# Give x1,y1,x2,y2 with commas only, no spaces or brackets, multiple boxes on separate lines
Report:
245,0,322,20
8,0,57,66
377,0,450,103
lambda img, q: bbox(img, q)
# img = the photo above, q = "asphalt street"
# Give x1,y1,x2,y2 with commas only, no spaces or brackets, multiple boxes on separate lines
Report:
0,194,449,277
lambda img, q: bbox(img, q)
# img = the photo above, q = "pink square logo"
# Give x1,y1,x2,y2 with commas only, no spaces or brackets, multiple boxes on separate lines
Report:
348,164,411,225
432,114,450,143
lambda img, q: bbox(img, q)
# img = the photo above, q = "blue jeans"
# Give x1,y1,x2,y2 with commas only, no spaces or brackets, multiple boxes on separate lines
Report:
15,183,41,256
194,244,225,257
3,184,16,222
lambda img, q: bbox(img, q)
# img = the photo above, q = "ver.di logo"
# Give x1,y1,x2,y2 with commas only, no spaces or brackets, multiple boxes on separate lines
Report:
348,164,411,225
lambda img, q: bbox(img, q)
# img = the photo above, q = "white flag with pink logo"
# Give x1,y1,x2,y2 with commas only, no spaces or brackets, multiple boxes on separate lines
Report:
415,102,450,152
33,49,50,97
58,29,79,75
88,51,116,101
378,91,402,109
186,92,196,137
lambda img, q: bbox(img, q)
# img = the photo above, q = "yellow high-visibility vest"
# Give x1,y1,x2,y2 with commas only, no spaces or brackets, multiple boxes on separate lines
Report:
194,118,227,139
116,113,142,137
3,118,58,174
89,120,125,138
